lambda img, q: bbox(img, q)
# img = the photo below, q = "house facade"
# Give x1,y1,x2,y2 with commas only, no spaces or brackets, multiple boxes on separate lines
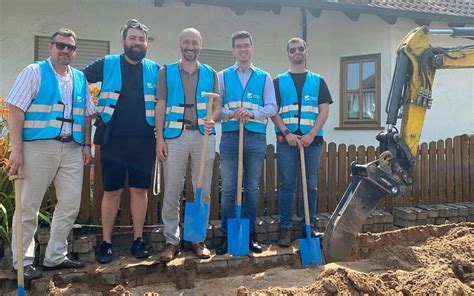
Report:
0,0,473,147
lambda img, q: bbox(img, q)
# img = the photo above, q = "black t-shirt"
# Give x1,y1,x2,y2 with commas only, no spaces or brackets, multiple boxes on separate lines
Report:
274,72,333,144
83,54,160,138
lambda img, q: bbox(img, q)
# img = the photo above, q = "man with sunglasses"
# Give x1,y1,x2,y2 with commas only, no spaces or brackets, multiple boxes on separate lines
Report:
7,28,95,279
216,31,278,255
272,37,333,248
83,19,159,264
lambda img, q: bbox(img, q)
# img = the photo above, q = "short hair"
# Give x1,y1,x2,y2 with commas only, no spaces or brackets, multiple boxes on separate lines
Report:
231,31,253,48
286,37,307,53
178,27,202,44
121,19,149,40
51,28,77,43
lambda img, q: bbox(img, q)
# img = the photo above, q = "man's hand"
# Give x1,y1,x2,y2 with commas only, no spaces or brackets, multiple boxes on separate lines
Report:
204,119,215,135
299,132,316,148
82,146,91,165
7,149,23,177
156,138,168,161
284,133,299,146
233,107,254,122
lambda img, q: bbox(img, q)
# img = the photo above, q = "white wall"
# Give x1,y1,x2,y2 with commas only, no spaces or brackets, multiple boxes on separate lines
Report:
1,0,472,149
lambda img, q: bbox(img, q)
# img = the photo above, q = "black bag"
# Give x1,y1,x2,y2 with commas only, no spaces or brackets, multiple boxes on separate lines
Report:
93,117,112,146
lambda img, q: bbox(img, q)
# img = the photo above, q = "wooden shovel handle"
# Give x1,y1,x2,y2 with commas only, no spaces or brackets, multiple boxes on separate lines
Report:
299,146,311,226
13,178,24,287
237,121,244,206
196,92,220,188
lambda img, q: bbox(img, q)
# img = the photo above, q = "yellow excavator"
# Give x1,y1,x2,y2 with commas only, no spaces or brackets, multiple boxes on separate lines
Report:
323,26,474,263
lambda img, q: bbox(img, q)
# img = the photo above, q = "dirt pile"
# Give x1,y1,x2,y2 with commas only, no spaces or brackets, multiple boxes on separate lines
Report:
250,223,474,295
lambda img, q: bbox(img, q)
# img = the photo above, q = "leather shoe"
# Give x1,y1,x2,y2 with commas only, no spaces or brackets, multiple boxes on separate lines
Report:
215,239,227,255
191,242,211,259
159,244,179,262
249,239,263,253
43,258,85,271
23,264,42,280
277,227,293,248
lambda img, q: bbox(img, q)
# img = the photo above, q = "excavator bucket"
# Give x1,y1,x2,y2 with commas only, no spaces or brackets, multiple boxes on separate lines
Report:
323,174,389,263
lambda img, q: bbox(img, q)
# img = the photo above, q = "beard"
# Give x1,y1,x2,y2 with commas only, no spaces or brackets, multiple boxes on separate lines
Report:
181,48,199,62
124,44,147,61
290,56,305,65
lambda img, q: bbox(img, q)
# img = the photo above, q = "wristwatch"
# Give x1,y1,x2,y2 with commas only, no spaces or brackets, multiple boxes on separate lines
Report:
283,129,291,136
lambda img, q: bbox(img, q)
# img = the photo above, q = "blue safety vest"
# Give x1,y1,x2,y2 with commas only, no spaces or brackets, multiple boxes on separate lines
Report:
23,60,87,144
221,66,267,134
276,71,323,136
163,62,215,139
97,54,158,126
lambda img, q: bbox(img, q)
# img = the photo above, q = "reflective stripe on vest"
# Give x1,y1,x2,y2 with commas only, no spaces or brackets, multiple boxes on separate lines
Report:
97,54,158,126
163,62,215,139
276,71,323,136
222,66,267,134
23,60,87,144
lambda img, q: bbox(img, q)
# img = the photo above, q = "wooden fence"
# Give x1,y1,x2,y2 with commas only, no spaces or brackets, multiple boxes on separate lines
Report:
76,134,473,225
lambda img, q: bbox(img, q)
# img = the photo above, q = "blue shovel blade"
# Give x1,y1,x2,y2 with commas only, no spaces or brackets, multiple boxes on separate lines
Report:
183,199,209,242
228,218,249,256
298,236,323,268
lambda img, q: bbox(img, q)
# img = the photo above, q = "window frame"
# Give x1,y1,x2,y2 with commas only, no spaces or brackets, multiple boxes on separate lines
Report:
338,53,382,129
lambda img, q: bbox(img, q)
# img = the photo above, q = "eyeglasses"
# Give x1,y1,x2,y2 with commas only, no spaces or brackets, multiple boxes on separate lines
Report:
289,46,305,54
126,20,149,33
51,42,77,52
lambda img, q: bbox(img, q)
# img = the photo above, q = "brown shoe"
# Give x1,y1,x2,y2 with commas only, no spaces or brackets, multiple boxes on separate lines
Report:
159,244,179,262
191,242,211,259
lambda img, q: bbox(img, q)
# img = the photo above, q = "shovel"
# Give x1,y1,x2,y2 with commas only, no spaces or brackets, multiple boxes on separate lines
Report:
297,145,323,267
10,176,25,296
183,92,219,242
227,121,249,256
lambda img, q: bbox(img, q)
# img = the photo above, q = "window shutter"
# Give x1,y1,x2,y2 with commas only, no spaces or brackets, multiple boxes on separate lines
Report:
199,49,234,72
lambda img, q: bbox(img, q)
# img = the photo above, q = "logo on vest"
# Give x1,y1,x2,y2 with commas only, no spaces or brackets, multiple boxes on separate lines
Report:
77,96,83,103
147,82,156,89
303,95,317,101
246,93,261,100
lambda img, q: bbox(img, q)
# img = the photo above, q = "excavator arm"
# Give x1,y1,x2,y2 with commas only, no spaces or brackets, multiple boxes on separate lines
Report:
323,26,474,263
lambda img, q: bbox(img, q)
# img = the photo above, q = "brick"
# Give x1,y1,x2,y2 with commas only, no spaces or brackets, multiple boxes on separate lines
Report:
447,216,460,223
468,215,474,222
444,204,459,217
393,207,417,221
227,256,252,269
371,210,393,224
415,219,427,226
101,272,121,285
383,223,394,231
427,218,436,225
31,278,51,292
271,215,281,223
73,236,95,253
362,224,374,233
458,216,468,222
37,229,50,245
393,217,416,228
373,223,384,233
77,249,95,263
416,205,439,218
196,258,228,274
150,227,165,243
431,204,451,218
267,232,279,243
55,272,87,283
406,207,428,220
255,217,267,234
255,233,268,243
445,203,469,216
435,217,447,225
261,216,279,233
461,202,474,215
253,254,285,268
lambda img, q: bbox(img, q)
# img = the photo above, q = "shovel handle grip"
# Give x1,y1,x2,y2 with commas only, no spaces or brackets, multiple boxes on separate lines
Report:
14,179,25,287
299,146,311,226
236,121,244,206
196,92,220,188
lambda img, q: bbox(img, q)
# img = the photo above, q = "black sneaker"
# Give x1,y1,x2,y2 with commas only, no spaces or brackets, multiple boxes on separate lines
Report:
23,264,42,280
277,227,293,248
131,237,150,259
97,241,113,264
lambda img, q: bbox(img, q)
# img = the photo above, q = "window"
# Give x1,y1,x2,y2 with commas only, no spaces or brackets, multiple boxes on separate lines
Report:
198,49,234,72
339,54,381,129
34,36,110,70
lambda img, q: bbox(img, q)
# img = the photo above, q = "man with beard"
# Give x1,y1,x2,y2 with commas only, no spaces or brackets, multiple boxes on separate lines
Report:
271,37,332,248
155,28,220,261
7,28,95,279
216,31,277,255
83,19,159,264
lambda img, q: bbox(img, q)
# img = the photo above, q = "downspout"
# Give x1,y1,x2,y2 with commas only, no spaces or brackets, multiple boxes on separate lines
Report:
301,7,307,41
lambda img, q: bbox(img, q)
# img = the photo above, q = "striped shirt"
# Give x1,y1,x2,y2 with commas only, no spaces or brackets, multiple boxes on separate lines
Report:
6,58,96,136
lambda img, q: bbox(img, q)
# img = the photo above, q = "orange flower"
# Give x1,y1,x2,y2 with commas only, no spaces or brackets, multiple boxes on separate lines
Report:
1,107,9,118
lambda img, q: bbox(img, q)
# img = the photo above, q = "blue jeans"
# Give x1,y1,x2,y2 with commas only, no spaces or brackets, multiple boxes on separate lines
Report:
220,130,267,235
277,141,323,228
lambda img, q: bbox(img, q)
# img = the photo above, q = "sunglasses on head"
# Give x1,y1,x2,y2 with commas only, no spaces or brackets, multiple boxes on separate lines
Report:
126,20,149,33
289,46,305,54
51,42,77,52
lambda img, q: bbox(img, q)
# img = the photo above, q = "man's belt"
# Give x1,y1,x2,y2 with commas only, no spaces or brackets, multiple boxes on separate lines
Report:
54,136,73,142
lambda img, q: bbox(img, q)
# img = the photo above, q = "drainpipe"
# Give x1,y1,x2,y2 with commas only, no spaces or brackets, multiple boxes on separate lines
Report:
301,7,307,41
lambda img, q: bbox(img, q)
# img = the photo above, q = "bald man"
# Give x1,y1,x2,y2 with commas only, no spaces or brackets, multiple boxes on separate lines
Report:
155,28,221,261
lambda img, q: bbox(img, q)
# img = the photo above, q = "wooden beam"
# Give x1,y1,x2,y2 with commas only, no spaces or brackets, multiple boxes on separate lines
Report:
343,11,360,22
378,14,398,25
154,0,164,7
415,18,431,26
308,8,322,18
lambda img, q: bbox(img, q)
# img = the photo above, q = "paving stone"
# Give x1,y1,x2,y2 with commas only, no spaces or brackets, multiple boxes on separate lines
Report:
196,258,228,273
444,204,459,217
445,203,469,216
255,217,267,234
37,229,50,245
393,207,417,221
468,215,474,222
55,272,87,283
253,254,285,268
73,236,95,253
77,249,95,263
261,216,279,233
415,219,427,226
416,205,439,218
447,216,460,223
406,207,428,220
427,218,436,225
458,216,468,222
431,204,451,218
371,210,393,224
383,223,394,231
362,224,374,233
365,215,374,225
101,271,121,285
150,227,165,243
255,233,268,243
461,202,474,215
271,215,281,223
227,256,252,269
121,264,148,278
435,217,447,225
267,232,279,244
31,277,51,292
373,223,384,233
393,217,416,228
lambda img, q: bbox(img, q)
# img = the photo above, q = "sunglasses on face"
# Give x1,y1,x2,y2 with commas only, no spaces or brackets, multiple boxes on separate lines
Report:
289,46,305,54
51,42,77,52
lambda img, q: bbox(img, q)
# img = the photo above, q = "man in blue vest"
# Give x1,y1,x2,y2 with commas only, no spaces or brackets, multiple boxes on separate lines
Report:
83,19,159,264
272,37,332,248
216,31,278,255
155,28,220,262
7,28,95,279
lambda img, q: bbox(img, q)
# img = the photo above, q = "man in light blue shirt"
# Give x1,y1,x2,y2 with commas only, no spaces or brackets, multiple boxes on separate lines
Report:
216,31,277,255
